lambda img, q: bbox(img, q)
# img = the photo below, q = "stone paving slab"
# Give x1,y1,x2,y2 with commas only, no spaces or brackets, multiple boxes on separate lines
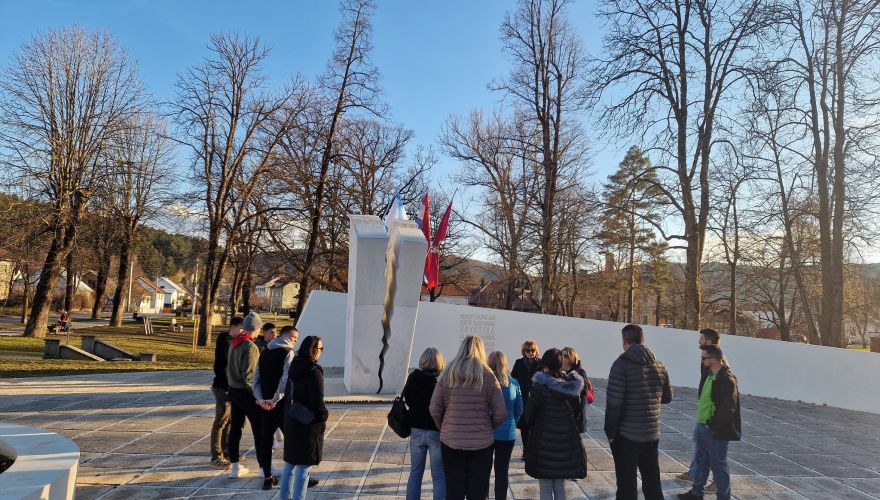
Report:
2,370,880,499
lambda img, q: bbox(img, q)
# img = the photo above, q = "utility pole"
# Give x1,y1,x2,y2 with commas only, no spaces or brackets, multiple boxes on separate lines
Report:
191,260,198,318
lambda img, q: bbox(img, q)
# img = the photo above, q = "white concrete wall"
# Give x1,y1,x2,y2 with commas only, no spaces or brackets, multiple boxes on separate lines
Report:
298,291,880,414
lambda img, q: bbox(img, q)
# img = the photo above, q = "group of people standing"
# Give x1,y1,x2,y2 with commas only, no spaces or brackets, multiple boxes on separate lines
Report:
209,312,327,500
404,324,741,500
403,336,594,500
208,312,741,500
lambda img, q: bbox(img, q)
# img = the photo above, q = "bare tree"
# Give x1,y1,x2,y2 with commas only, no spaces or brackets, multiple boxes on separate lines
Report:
496,0,588,313
294,0,385,318
446,110,542,310
107,114,174,326
591,0,777,329
784,0,880,347
0,26,143,337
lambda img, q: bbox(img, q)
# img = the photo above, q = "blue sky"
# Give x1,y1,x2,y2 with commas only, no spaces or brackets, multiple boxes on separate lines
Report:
0,0,629,200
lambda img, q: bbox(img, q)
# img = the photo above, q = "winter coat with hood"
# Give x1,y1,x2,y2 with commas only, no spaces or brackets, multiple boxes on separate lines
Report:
283,355,329,465
699,365,742,441
522,370,588,480
604,344,672,443
252,336,296,403
226,333,260,391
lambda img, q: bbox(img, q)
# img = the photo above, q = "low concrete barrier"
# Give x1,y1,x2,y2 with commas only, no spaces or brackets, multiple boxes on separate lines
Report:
298,290,880,414
43,340,104,362
80,336,138,361
0,422,79,500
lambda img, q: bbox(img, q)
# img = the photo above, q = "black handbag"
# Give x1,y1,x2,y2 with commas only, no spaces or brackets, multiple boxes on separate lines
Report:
290,401,315,425
387,394,410,438
286,376,315,425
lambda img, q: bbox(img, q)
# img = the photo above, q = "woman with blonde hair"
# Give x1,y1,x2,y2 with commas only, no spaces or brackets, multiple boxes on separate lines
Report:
403,347,446,500
561,347,594,433
488,351,523,500
430,336,507,499
511,339,540,453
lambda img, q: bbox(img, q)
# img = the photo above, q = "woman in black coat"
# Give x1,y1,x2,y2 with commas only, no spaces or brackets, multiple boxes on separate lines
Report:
510,339,540,452
522,348,587,499
279,336,328,500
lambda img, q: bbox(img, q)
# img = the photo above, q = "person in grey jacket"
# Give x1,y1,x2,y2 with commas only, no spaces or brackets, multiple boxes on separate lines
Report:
605,324,672,500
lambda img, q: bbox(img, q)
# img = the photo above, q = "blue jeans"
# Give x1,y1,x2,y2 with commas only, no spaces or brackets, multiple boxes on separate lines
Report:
406,428,445,500
279,461,311,500
691,424,731,499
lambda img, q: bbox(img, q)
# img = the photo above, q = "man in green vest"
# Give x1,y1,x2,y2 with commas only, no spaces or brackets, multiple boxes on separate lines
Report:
677,345,741,500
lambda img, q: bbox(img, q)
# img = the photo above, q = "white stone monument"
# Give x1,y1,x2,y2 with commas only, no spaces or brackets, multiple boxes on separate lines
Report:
344,215,427,394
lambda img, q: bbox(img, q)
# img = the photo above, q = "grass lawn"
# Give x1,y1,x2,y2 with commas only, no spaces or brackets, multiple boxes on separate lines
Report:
0,315,296,378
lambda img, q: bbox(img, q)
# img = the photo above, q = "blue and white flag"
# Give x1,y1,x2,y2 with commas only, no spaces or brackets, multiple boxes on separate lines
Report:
383,194,408,230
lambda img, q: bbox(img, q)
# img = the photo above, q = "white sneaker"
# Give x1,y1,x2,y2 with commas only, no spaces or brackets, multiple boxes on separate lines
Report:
274,439,284,450
229,462,250,479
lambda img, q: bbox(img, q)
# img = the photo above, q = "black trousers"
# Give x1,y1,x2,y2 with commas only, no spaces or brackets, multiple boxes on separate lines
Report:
441,443,494,500
228,387,264,469
259,403,285,477
493,440,515,500
519,425,531,453
610,435,663,500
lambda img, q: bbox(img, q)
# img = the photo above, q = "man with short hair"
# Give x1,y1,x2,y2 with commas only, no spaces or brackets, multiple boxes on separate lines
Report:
255,322,277,351
253,325,297,490
678,345,740,500
210,316,244,468
226,311,265,479
677,328,721,492
605,324,672,500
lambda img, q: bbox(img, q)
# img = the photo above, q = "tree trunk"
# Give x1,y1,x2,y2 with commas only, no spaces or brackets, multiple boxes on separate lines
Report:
627,208,636,323
64,250,75,312
241,266,253,314
23,236,66,338
110,238,132,327
91,259,109,319
197,234,220,346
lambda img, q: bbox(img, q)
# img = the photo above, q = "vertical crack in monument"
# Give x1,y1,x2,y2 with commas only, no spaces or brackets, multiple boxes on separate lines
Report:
345,215,427,394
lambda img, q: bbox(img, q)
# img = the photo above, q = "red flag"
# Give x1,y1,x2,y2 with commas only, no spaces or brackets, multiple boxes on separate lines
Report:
420,193,431,247
420,194,431,283
426,249,440,288
433,202,452,248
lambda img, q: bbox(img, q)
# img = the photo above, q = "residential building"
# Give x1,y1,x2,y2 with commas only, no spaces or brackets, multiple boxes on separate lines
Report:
136,277,165,314
421,283,471,306
269,280,299,310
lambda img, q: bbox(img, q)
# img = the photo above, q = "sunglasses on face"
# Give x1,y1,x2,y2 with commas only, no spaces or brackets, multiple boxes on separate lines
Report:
525,349,536,353
701,356,718,361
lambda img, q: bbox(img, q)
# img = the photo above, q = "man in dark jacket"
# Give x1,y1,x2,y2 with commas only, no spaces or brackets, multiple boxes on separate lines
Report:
678,345,740,500
210,316,243,468
605,324,672,500
253,325,297,490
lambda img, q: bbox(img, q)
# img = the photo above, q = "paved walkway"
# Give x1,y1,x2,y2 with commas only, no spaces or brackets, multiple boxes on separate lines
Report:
1,370,879,499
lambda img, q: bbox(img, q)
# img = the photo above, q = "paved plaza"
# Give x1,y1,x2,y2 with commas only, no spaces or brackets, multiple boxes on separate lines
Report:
1,370,879,499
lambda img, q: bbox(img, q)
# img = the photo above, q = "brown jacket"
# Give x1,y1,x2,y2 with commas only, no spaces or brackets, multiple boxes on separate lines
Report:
429,368,508,450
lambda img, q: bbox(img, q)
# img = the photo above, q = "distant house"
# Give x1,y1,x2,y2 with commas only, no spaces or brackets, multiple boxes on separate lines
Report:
469,280,540,313
157,277,187,310
136,277,165,314
0,251,15,301
255,277,281,298
269,280,299,310
421,283,471,306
